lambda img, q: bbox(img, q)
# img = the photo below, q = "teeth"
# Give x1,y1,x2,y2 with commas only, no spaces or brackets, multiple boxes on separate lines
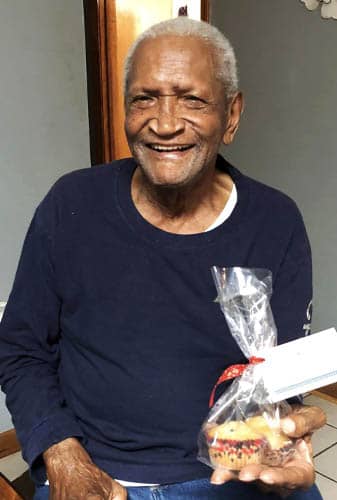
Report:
150,144,191,152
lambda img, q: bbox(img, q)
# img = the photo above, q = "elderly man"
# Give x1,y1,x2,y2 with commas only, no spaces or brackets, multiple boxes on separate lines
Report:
0,17,325,500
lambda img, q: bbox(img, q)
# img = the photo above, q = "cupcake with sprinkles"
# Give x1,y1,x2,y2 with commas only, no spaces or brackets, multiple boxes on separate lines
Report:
206,420,266,470
246,415,295,466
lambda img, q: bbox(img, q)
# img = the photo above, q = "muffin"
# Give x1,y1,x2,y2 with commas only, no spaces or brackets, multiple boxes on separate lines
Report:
206,420,266,470
246,415,295,466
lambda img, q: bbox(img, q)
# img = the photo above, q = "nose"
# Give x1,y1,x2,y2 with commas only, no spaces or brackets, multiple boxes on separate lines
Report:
148,95,185,136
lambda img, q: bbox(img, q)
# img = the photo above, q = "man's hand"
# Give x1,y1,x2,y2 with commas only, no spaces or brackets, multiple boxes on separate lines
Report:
210,405,326,497
43,437,127,499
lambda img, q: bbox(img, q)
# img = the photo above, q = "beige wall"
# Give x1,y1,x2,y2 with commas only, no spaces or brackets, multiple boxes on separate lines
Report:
0,0,90,432
211,0,337,334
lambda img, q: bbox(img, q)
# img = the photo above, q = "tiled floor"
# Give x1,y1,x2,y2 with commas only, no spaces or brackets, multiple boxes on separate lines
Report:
305,394,337,499
0,394,337,498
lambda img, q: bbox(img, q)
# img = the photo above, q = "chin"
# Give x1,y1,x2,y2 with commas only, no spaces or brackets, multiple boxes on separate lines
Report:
138,162,203,188
144,170,200,190
153,180,189,190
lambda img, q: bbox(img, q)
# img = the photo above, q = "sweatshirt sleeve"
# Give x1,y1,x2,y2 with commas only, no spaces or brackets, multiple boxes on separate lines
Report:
0,194,84,484
271,207,313,347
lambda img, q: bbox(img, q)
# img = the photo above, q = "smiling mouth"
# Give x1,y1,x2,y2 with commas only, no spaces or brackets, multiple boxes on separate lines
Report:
146,144,194,153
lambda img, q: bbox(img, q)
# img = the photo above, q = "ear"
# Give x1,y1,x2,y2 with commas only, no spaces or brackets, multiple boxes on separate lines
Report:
222,92,244,145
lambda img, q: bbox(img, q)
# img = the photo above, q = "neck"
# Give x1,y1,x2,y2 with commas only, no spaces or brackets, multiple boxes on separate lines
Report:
131,165,233,234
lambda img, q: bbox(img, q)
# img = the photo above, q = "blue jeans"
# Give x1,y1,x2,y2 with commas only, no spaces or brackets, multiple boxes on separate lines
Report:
34,478,322,499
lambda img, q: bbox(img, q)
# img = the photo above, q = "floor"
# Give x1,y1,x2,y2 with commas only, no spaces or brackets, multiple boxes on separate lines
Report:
0,394,336,499
305,393,337,499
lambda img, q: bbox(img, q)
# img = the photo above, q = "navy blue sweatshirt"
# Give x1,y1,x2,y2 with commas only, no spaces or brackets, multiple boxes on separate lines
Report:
0,156,312,484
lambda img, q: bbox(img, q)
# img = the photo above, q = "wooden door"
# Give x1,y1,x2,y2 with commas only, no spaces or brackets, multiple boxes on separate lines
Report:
83,0,209,165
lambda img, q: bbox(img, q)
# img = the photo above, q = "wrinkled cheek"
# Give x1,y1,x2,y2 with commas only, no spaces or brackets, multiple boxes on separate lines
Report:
125,111,148,135
124,124,136,144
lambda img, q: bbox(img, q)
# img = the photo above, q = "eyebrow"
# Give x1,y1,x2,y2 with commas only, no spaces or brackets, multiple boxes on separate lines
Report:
128,85,206,96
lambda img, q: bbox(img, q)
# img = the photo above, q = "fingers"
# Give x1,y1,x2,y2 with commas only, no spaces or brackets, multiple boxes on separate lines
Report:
259,442,314,491
302,434,314,457
281,405,326,438
210,467,237,484
259,462,315,491
238,464,265,482
209,437,316,491
237,441,315,491
211,464,270,485
297,438,314,464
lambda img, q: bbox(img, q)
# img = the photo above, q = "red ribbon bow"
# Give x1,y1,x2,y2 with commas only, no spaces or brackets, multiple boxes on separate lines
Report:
209,356,265,408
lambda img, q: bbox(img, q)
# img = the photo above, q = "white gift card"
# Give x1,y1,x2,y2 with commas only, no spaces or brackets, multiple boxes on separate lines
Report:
257,328,337,403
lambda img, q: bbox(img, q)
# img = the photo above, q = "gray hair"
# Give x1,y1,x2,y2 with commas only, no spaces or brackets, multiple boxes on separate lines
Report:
124,17,238,101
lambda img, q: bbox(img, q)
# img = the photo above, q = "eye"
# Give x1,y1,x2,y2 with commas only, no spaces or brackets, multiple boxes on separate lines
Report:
129,95,156,109
181,95,207,109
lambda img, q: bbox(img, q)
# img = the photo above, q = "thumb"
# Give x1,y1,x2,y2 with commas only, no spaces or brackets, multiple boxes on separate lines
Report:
297,439,313,465
281,405,326,438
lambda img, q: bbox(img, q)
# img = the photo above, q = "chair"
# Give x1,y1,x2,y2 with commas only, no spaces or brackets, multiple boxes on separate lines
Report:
0,472,24,499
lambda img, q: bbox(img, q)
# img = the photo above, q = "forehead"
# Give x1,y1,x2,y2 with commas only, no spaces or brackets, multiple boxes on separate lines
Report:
128,35,219,92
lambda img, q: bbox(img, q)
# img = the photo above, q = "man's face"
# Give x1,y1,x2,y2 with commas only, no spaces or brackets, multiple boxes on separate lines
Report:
125,35,229,188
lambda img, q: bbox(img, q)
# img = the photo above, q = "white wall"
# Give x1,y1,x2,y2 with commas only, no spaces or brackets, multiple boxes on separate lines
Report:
211,0,337,334
0,1,90,432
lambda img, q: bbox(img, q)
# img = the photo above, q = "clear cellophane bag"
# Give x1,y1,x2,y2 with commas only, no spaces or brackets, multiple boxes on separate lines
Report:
198,267,296,472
